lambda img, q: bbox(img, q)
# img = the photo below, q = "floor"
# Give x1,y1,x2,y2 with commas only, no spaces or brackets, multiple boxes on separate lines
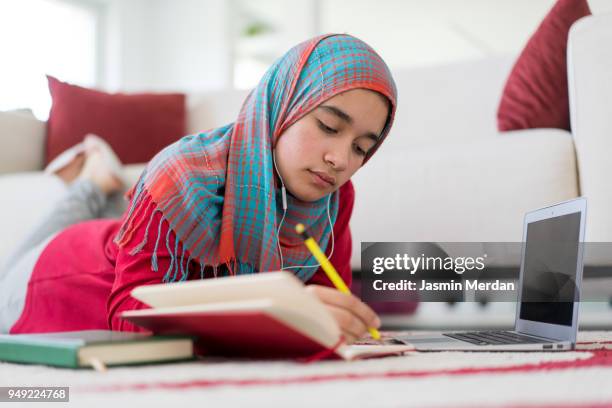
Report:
1,331,610,407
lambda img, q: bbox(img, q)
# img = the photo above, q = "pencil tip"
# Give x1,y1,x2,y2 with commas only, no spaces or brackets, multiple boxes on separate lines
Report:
295,223,305,234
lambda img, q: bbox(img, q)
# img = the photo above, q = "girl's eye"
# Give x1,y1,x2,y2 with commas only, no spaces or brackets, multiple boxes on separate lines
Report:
317,120,338,134
353,144,367,157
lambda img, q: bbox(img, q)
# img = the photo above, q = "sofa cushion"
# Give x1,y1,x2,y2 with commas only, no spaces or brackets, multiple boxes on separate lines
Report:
46,76,186,165
349,128,578,269
0,173,67,263
0,163,146,264
497,0,591,132
568,14,612,244
0,111,45,174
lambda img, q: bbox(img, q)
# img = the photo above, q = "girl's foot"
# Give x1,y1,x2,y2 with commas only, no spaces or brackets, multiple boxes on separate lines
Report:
44,143,87,184
53,152,86,184
45,134,127,194
78,149,124,195
83,134,129,186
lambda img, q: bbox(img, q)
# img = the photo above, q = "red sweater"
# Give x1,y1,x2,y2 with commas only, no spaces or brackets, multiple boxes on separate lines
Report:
10,181,355,334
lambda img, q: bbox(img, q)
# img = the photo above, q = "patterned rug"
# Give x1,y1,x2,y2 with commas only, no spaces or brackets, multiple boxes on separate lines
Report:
1,331,611,408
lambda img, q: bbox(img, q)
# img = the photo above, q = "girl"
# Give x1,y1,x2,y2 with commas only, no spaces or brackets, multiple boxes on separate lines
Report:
2,33,396,344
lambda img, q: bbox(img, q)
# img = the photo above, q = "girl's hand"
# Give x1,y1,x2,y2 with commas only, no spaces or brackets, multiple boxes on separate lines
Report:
306,284,381,344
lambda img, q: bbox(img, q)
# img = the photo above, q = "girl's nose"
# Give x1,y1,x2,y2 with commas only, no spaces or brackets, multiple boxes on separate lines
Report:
324,147,349,171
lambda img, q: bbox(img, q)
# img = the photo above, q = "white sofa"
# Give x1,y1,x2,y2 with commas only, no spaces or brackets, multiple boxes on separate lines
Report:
0,13,610,271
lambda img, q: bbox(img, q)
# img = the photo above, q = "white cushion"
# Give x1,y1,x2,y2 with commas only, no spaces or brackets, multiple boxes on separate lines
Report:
568,13,612,242
388,57,514,149
123,163,147,187
349,129,579,269
0,111,45,174
0,173,67,261
185,58,515,148
0,164,146,263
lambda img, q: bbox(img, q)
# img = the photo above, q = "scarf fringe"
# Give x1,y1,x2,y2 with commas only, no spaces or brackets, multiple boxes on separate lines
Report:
114,176,146,247
128,204,157,256
115,186,258,283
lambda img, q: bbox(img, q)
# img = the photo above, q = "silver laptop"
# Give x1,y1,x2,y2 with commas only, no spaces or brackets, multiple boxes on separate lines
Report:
393,197,587,351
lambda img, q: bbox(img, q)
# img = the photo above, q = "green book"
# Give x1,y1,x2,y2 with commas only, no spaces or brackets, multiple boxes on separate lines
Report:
0,330,194,370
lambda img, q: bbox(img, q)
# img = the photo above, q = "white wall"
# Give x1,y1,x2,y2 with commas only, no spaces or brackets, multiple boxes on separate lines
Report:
321,0,612,70
96,0,612,92
5,0,610,119
0,0,100,119
232,0,320,88
102,0,232,92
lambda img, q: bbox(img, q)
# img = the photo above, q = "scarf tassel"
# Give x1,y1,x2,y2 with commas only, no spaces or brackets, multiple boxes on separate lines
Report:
115,185,260,283
114,178,146,247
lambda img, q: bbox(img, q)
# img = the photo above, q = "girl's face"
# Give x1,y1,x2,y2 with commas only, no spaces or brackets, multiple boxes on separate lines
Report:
274,88,389,202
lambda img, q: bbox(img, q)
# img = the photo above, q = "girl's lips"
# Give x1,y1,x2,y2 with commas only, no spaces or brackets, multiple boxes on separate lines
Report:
309,170,335,188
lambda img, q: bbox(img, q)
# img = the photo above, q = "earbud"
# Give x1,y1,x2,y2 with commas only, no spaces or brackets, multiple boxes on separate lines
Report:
272,150,287,211
281,186,287,210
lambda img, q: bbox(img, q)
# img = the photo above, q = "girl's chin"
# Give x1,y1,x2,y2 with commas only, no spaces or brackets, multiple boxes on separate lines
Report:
282,172,335,202
287,185,331,203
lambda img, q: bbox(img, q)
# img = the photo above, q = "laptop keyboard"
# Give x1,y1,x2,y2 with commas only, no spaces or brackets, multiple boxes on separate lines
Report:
443,331,552,346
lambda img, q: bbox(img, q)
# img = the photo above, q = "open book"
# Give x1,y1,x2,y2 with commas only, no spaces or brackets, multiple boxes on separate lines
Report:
121,272,414,360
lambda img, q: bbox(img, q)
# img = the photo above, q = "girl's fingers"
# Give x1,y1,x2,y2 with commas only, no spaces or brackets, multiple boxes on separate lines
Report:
325,305,363,343
306,285,381,332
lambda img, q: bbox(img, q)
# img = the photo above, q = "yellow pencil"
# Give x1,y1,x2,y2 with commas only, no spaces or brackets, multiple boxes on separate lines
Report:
295,223,381,340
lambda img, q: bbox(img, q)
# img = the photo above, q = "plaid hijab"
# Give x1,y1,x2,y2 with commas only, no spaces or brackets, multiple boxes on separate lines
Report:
114,34,397,282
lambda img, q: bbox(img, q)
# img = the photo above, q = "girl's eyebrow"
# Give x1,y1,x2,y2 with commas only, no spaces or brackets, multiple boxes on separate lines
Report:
319,104,353,124
318,104,380,142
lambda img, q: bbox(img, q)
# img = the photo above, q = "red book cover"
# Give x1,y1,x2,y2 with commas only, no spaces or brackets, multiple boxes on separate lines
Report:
123,310,333,359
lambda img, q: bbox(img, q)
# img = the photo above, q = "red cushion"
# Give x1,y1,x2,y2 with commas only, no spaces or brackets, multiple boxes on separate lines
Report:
497,0,591,132
46,76,186,164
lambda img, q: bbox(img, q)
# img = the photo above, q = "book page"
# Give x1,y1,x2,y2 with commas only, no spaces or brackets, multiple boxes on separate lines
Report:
337,344,415,360
131,271,306,308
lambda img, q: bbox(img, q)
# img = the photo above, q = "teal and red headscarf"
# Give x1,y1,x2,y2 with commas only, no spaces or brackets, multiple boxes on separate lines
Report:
114,34,397,282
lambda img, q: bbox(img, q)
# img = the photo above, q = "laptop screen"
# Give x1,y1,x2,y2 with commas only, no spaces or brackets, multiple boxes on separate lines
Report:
519,212,582,326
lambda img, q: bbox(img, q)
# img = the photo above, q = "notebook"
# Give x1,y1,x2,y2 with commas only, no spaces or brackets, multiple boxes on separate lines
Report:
0,330,194,371
121,272,414,360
